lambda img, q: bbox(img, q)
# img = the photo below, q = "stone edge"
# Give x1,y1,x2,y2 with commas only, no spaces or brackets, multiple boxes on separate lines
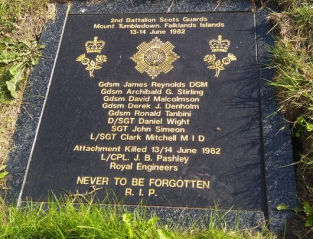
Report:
256,8,298,233
69,0,252,14
5,4,68,202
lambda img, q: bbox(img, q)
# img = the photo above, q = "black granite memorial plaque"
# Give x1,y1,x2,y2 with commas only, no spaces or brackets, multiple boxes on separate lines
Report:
5,0,299,232
20,12,266,211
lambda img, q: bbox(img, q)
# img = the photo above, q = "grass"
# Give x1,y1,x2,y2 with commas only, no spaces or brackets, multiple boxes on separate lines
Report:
0,196,276,239
267,0,313,237
0,0,54,190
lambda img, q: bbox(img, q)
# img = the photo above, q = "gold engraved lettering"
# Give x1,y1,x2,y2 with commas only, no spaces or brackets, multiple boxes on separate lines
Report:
159,17,179,23
111,126,128,132
126,88,162,95
90,133,117,141
150,29,166,35
136,163,179,172
99,81,120,87
103,96,125,102
154,96,200,103
200,22,225,28
125,146,147,153
138,118,162,125
164,23,196,28
165,103,199,110
101,88,123,94
202,147,221,155
130,37,180,79
189,82,208,88
94,24,115,29
170,29,185,34
126,18,157,23
129,96,150,102
134,110,161,117
131,178,145,186
77,176,109,185
182,17,208,22
165,110,191,117
108,117,135,124
120,133,142,140
125,188,132,196
149,178,210,189
151,81,186,89
165,89,173,95
102,103,124,109
144,154,152,161
132,126,152,133
155,126,185,133
167,118,190,126
110,18,123,23
177,147,197,154
119,23,161,29
128,103,151,109
146,134,177,141
148,189,156,196
156,154,189,164
177,89,204,96
114,177,127,185
180,135,205,142
110,162,133,171
73,145,120,152
108,110,131,116
123,82,148,87
151,82,186,88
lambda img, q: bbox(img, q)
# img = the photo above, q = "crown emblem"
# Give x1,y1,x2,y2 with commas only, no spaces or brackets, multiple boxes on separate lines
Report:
204,35,237,77
77,36,107,77
209,35,231,52
85,36,105,53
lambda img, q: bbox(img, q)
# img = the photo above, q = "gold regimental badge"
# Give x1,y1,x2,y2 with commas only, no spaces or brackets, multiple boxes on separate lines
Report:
76,36,107,77
204,35,237,77
130,37,180,79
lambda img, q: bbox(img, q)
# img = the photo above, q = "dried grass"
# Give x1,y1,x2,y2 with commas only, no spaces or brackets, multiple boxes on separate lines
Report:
0,92,23,189
12,3,56,41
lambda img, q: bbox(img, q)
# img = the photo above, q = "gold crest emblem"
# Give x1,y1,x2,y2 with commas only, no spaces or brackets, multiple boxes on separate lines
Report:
204,35,237,77
131,37,180,79
76,36,107,77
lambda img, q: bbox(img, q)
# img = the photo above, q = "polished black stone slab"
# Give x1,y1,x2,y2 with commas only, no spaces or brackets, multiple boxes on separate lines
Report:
6,1,297,234
20,12,265,211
